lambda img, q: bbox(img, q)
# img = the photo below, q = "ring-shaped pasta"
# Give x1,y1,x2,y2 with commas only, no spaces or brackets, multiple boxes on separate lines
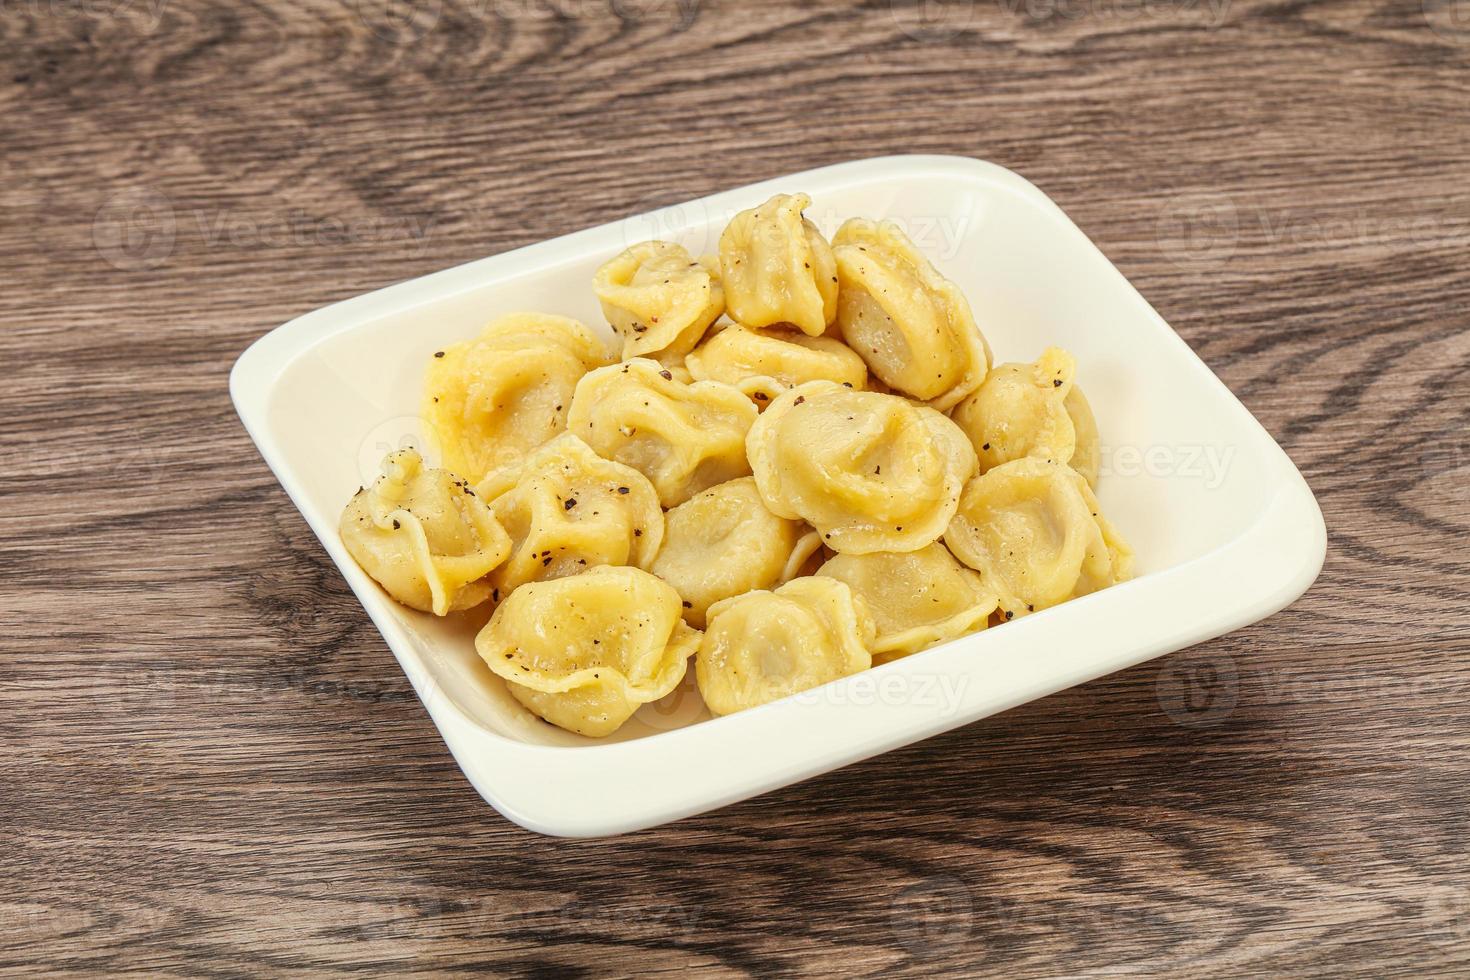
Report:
1064,385,1101,488
684,322,867,408
423,313,613,483
817,544,998,662
832,219,990,410
951,346,1081,474
475,432,664,597
594,241,724,362
746,381,977,554
475,566,701,737
944,458,1114,619
719,193,838,337
567,358,758,507
695,577,874,716
340,449,512,615
649,476,819,628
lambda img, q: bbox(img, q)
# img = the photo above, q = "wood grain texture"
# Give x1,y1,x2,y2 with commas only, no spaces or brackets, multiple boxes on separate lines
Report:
3,0,1469,974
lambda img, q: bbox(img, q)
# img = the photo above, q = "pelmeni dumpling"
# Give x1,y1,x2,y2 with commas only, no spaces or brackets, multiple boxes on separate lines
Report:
831,219,989,410
695,577,874,716
746,381,977,554
650,477,820,628
951,347,1089,476
1064,386,1101,488
1074,476,1134,594
476,433,664,597
817,544,997,662
719,193,838,337
593,242,724,361
567,359,758,507
684,322,867,408
339,449,512,616
475,566,701,737
424,313,613,483
944,458,1131,620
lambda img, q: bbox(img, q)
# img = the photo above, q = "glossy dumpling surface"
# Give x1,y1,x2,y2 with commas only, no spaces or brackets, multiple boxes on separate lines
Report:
817,544,997,661
945,458,1130,619
746,381,977,554
719,193,838,337
339,449,512,615
650,476,819,628
832,219,989,410
695,577,874,716
567,359,758,507
593,241,724,361
475,566,701,737
951,346,1081,474
684,322,867,408
423,313,613,483
476,432,664,596
1064,385,1101,488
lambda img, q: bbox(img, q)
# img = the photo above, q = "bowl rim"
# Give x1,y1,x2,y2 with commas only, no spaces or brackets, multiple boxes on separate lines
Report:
231,153,1327,837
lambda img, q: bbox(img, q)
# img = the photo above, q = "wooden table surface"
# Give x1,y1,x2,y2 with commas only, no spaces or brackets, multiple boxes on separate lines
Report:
4,0,1469,974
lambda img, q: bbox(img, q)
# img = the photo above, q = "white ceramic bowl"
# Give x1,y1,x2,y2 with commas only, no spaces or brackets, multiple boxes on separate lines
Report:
231,155,1326,837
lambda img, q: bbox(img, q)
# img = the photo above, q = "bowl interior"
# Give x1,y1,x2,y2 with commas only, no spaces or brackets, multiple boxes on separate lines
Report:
262,169,1270,747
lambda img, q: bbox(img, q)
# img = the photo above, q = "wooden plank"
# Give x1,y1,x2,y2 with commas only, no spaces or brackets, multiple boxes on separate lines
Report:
2,0,1467,973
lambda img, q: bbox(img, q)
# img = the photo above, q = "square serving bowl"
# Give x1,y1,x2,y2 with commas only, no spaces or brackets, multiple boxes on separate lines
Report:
231,154,1326,837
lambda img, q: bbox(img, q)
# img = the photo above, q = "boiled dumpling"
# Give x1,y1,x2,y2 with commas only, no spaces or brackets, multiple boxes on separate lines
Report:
566,358,758,507
650,476,820,628
719,193,838,337
1063,386,1101,488
951,347,1091,478
817,544,997,662
475,566,701,737
339,449,512,615
1074,475,1133,595
832,219,989,410
695,577,874,716
746,381,977,554
476,432,664,597
944,458,1130,620
684,322,867,408
423,312,613,483
593,241,724,361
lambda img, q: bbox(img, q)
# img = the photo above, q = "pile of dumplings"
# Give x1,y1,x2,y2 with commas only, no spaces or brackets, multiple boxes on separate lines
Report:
340,193,1133,738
